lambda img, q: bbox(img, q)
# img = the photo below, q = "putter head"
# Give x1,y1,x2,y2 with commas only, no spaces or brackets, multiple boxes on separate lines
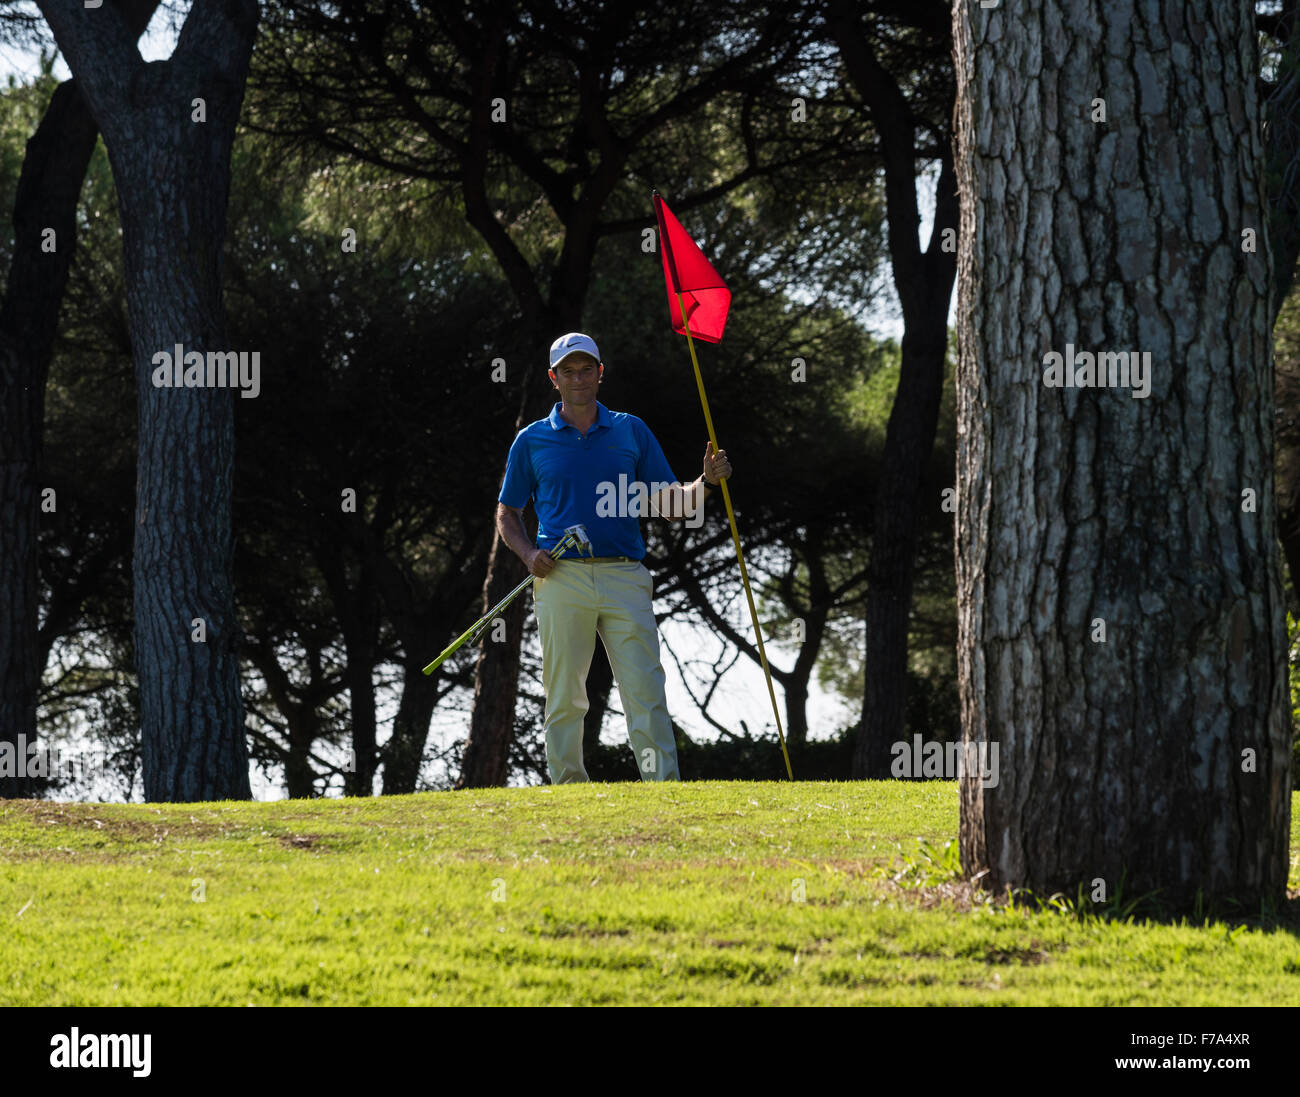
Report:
564,524,593,557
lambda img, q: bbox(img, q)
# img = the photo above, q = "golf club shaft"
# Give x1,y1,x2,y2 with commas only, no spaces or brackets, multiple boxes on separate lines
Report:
468,529,580,636
421,531,582,675
466,572,536,643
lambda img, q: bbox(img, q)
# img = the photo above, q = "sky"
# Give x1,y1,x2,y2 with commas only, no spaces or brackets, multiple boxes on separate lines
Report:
6,4,952,796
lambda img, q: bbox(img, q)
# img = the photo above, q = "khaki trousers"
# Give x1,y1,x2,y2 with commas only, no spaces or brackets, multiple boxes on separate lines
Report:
533,560,680,783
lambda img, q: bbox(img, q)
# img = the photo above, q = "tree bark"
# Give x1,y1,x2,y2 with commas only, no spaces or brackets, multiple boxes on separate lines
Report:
38,0,258,801
456,535,531,788
855,288,955,777
313,532,381,795
954,0,1291,909
1279,496,1300,613
1264,0,1300,319
0,0,158,799
1265,3,1300,610
331,563,380,797
0,81,97,798
456,456,548,789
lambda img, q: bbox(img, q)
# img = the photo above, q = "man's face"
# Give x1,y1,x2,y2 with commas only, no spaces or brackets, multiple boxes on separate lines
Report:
549,353,602,403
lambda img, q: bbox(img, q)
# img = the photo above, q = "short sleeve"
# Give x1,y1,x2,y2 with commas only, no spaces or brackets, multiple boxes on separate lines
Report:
632,417,677,488
498,430,536,508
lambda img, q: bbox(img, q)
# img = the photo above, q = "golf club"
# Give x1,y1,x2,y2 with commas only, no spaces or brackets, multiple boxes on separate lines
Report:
421,524,593,675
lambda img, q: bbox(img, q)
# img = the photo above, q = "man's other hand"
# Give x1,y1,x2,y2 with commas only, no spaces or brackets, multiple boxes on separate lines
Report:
528,547,558,578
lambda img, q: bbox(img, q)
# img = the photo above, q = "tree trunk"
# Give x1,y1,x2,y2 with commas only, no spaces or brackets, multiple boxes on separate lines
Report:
0,80,98,797
244,640,325,798
456,494,541,788
284,714,319,799
335,561,380,797
826,0,960,779
372,518,491,793
787,543,832,756
1278,493,1300,614
456,362,554,788
0,0,158,799
39,0,259,801
954,0,1291,910
383,660,441,793
855,311,953,776
1265,2,1300,320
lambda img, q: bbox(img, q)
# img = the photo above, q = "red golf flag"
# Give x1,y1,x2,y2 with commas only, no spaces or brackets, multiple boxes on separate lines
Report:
653,191,730,343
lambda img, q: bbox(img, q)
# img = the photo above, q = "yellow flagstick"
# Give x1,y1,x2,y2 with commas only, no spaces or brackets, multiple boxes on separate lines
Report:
675,290,794,780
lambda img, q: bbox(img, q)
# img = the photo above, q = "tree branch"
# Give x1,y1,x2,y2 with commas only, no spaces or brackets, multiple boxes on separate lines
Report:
34,0,154,132
827,0,927,320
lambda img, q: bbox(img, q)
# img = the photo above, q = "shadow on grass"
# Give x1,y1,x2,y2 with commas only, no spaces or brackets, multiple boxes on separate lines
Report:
1000,876,1300,937
881,837,1300,936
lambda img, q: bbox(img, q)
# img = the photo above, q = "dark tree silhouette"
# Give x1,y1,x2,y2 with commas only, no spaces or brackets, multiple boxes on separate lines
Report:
38,0,258,800
824,0,959,778
0,0,157,797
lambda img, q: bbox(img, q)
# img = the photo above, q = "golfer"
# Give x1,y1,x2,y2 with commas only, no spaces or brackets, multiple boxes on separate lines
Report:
496,332,732,783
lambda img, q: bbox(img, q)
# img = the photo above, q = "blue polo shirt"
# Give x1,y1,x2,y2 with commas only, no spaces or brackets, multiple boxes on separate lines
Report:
499,402,679,559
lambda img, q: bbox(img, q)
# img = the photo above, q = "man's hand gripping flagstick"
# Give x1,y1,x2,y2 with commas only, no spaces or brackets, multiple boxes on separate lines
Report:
422,524,593,676
652,190,794,780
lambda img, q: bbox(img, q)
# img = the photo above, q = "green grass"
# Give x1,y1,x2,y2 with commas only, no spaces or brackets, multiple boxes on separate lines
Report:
2,782,1298,1005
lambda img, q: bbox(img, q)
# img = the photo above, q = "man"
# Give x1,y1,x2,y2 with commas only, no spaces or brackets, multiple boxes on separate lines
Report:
497,332,732,783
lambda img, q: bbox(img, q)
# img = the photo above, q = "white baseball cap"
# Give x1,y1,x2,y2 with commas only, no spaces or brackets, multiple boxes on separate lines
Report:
549,332,601,369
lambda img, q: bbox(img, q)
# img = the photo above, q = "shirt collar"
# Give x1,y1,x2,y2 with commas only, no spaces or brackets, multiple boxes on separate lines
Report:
548,401,611,432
